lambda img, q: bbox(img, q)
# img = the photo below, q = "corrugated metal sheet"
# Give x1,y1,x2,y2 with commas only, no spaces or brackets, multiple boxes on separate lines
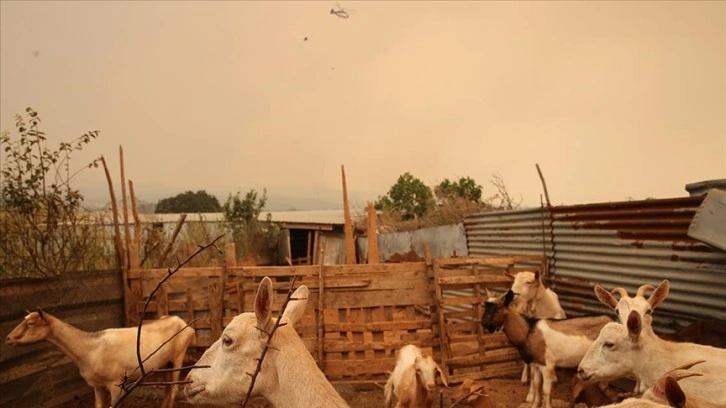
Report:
358,223,469,262
464,196,726,331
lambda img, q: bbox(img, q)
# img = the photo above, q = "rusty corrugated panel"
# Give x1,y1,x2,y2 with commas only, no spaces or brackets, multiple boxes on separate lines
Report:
464,196,726,331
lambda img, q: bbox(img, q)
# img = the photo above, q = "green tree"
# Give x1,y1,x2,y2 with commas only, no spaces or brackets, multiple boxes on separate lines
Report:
0,107,104,278
435,176,483,203
222,188,272,258
155,190,221,213
375,172,434,220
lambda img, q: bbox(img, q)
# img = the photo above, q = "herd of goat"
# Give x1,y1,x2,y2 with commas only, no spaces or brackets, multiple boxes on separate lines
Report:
5,272,725,408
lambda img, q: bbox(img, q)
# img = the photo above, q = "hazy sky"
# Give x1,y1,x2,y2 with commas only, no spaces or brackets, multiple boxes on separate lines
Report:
1,1,724,210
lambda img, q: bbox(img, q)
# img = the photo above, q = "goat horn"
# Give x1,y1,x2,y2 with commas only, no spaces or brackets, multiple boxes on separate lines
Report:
666,360,706,374
636,284,656,297
667,370,703,382
610,288,629,298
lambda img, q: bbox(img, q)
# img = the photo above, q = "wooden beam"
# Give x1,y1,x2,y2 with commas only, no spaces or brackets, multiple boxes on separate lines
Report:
129,179,141,249
341,165,356,264
100,155,123,273
119,146,131,270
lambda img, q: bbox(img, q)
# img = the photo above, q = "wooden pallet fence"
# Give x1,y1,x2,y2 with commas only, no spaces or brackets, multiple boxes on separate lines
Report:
433,256,548,383
320,262,436,383
124,254,545,385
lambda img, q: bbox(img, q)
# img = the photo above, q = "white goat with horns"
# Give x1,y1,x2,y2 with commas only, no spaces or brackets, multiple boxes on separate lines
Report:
5,310,194,408
184,277,349,407
594,279,670,393
578,310,726,406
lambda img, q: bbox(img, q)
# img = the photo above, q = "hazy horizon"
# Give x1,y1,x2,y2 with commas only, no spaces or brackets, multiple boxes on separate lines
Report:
2,1,724,211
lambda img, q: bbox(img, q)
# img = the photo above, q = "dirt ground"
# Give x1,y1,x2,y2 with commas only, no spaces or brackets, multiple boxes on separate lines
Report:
64,370,593,408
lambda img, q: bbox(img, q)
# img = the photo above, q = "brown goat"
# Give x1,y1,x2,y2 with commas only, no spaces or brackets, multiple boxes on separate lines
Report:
568,377,612,408
451,379,496,408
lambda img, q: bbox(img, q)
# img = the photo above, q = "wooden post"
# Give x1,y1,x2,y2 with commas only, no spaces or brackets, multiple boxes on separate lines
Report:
100,155,124,273
341,165,356,264
125,243,140,327
119,146,131,269
317,237,326,367
129,179,141,249
225,242,237,267
366,202,379,264
128,243,140,269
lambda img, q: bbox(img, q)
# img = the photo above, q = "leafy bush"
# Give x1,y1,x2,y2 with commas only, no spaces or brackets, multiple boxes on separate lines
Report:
0,108,109,278
222,188,279,262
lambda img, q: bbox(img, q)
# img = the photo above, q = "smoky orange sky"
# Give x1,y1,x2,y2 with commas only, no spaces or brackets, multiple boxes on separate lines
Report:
1,1,724,210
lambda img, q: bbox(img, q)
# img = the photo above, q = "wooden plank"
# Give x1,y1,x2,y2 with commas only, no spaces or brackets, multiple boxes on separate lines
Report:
436,257,516,267
324,337,437,353
437,275,511,285
324,357,396,377
324,289,432,309
438,296,489,306
324,319,433,332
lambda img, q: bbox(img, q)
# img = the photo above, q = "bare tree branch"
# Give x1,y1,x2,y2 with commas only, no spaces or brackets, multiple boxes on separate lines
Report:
111,234,224,408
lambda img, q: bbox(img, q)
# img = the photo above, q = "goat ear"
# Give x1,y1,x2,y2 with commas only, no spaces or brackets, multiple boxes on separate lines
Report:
504,271,516,281
436,364,449,388
648,280,670,309
485,287,495,299
37,309,45,321
282,285,309,326
255,277,274,333
664,376,687,408
503,290,514,307
534,270,541,281
626,310,642,342
594,285,618,310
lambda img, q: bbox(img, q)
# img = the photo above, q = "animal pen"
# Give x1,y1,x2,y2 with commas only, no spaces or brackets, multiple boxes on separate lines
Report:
124,244,545,385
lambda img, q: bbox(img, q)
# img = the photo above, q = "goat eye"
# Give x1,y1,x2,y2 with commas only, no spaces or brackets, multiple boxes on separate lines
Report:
604,342,615,349
222,336,233,347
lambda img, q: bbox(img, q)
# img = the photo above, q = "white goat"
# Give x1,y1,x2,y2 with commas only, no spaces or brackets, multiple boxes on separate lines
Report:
577,311,726,406
482,290,612,408
505,270,567,402
384,344,449,408
594,279,670,393
5,310,194,408
595,360,721,408
184,277,349,407
506,271,567,319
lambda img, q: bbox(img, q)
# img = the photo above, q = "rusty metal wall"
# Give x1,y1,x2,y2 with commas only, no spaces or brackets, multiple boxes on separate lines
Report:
464,196,726,332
